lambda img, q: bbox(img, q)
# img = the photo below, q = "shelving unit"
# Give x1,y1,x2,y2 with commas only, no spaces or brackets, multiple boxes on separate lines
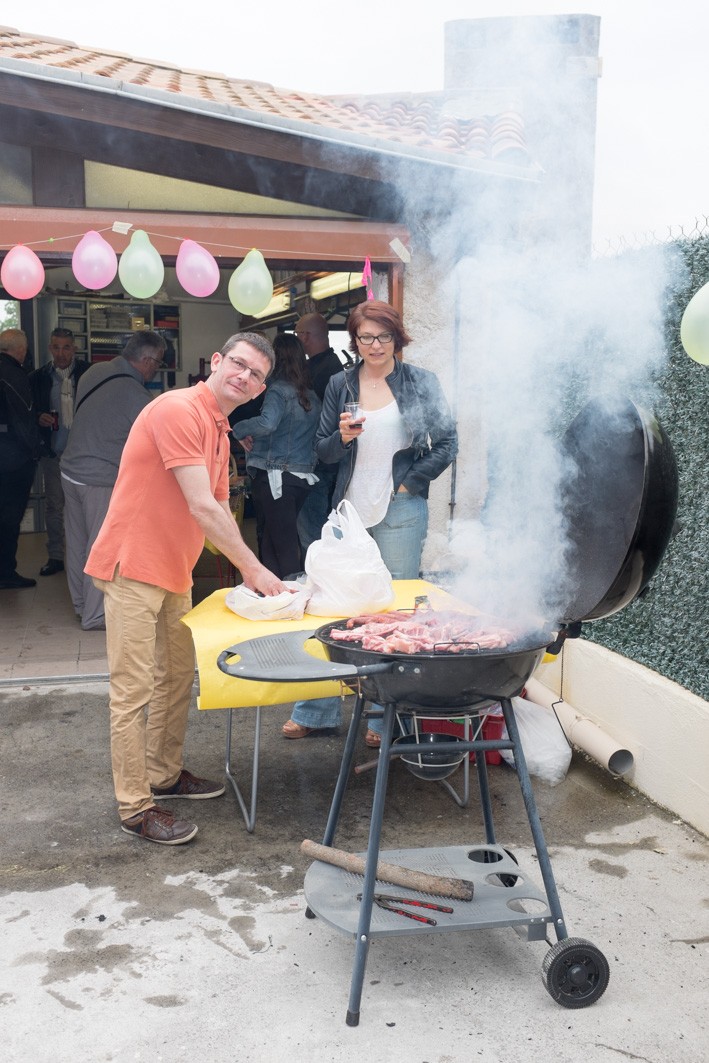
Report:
57,298,89,355
87,300,180,374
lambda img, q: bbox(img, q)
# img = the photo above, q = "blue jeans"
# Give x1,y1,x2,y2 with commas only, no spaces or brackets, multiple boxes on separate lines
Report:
297,464,337,558
291,491,428,731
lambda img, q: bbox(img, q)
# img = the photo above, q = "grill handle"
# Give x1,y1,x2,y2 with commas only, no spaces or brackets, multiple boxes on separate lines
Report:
217,628,394,684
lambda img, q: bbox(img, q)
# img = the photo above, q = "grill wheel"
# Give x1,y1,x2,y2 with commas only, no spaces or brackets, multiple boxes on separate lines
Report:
541,937,610,1008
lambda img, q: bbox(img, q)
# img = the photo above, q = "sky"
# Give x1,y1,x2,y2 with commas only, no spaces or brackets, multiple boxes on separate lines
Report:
5,0,709,247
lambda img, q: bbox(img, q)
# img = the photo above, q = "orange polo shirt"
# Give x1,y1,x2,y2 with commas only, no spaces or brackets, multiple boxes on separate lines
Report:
85,382,231,594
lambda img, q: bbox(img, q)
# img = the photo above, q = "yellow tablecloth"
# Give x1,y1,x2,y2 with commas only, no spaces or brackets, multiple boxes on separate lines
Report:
182,579,445,710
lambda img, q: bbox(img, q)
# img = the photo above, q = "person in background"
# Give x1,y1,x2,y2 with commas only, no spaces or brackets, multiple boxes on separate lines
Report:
282,300,458,745
85,332,286,846
233,333,321,579
60,331,167,631
0,329,40,590
294,313,348,558
29,328,90,576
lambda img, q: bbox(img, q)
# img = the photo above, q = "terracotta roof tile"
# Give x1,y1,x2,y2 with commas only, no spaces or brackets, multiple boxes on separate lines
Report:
0,26,533,169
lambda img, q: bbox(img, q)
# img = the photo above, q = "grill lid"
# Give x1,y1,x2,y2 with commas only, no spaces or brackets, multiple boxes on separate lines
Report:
558,397,678,623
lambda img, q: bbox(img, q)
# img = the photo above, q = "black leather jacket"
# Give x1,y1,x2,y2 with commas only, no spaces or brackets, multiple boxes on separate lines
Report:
315,358,458,507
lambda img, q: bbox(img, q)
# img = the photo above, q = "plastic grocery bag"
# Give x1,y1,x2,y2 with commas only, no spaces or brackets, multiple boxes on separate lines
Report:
500,696,572,786
305,499,395,616
225,580,311,621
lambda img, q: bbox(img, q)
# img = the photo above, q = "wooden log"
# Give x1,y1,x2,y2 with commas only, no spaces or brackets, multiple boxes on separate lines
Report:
301,839,474,902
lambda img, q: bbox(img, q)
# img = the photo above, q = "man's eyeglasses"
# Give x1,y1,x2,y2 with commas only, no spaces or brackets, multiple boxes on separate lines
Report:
144,355,167,369
224,354,266,386
356,332,394,346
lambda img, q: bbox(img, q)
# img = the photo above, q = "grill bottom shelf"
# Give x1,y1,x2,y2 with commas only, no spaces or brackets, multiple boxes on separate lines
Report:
304,844,551,940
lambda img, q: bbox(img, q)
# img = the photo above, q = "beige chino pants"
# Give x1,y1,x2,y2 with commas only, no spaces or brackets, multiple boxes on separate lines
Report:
94,568,196,820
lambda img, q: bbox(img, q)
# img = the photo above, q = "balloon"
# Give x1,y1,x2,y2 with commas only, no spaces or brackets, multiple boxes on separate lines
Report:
176,239,220,298
228,248,273,315
72,230,118,290
1,244,45,300
680,281,709,365
117,229,165,299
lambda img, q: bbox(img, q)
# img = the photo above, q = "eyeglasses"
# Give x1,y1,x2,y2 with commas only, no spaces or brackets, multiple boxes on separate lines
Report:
144,355,167,369
356,332,394,346
52,328,74,339
224,354,266,386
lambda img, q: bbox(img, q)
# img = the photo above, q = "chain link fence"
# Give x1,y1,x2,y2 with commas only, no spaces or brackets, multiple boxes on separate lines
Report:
593,216,709,259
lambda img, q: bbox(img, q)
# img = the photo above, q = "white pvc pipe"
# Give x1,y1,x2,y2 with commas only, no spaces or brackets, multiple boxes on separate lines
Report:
524,676,634,777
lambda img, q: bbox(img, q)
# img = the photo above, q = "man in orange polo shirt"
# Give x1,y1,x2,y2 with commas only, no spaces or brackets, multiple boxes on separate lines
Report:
87,332,286,845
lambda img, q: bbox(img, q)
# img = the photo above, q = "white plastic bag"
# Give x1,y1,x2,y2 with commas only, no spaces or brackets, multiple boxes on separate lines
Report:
225,580,311,621
500,696,572,786
305,499,395,616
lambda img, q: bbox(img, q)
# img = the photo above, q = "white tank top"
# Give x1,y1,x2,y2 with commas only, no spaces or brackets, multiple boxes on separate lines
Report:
344,400,412,528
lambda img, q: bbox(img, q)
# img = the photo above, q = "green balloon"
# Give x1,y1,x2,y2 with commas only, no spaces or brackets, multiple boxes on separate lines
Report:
228,249,273,315
118,229,165,299
680,281,709,365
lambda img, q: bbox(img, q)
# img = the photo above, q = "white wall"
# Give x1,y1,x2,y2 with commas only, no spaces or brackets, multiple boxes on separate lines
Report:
535,642,709,837
177,300,240,385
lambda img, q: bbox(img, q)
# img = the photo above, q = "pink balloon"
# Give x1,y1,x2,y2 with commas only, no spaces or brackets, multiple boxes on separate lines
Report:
1,244,45,300
176,239,220,298
72,230,118,290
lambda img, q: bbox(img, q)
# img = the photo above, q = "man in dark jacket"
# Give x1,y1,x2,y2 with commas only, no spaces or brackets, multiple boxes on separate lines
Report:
29,328,90,576
294,313,349,555
0,329,40,589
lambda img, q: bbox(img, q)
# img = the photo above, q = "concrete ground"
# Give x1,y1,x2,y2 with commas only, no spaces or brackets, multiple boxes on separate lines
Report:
1,534,708,1061
1,679,708,1063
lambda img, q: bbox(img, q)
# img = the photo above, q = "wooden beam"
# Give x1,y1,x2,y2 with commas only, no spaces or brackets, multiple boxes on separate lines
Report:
0,206,411,267
1,102,403,220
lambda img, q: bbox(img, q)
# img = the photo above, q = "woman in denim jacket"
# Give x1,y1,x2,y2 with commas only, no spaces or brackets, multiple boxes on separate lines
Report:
233,334,321,579
283,300,458,743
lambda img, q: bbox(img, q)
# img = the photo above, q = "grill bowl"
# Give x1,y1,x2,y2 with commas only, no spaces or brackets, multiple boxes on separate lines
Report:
394,732,466,781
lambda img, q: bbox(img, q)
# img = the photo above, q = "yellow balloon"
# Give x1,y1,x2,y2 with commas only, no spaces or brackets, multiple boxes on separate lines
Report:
680,281,709,365
228,248,273,315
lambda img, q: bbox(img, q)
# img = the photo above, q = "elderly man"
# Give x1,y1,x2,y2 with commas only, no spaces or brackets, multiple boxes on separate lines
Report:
30,328,90,576
86,332,286,846
61,330,167,631
0,328,40,589
294,313,349,555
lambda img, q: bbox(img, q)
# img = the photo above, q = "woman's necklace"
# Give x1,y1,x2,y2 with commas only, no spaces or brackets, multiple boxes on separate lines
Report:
361,366,391,389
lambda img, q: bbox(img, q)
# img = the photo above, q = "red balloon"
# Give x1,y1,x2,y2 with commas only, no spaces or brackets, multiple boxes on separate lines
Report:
1,245,45,300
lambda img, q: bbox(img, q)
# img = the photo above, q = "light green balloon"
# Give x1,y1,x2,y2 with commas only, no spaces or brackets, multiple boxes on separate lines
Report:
228,248,273,315
680,281,709,365
118,229,165,299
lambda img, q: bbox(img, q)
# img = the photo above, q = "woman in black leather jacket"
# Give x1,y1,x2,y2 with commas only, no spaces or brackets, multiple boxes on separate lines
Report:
283,300,458,743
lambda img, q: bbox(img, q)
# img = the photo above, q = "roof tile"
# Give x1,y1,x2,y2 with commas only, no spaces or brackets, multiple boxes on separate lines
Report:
0,26,533,168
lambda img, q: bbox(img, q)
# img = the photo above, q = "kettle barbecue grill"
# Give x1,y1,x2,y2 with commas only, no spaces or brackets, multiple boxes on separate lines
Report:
217,397,678,1025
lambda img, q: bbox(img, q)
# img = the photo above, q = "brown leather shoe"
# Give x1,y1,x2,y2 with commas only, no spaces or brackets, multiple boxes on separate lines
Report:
121,806,198,845
152,769,225,800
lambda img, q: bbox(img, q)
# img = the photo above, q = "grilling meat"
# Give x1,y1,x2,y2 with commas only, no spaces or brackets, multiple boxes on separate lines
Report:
330,609,517,654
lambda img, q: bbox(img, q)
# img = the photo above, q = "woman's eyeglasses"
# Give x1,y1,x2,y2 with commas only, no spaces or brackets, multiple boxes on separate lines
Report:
356,332,394,346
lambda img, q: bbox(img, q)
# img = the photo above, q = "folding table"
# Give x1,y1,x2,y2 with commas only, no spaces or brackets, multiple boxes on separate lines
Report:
182,579,445,831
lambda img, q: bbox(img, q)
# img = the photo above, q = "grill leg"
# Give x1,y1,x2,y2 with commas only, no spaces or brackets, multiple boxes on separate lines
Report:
500,696,568,941
321,693,366,848
474,712,497,844
346,700,397,1026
